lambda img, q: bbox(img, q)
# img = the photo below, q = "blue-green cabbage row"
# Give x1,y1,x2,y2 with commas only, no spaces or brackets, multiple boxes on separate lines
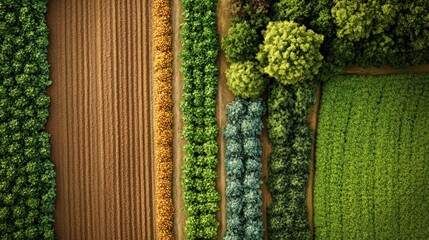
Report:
315,74,429,239
224,98,265,240
180,0,220,239
267,81,315,239
0,1,56,239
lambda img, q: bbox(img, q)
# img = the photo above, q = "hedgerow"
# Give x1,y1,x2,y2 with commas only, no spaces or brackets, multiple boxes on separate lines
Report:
153,0,174,239
267,81,315,239
180,0,220,238
314,74,429,239
0,1,56,239
257,21,324,85
224,98,265,240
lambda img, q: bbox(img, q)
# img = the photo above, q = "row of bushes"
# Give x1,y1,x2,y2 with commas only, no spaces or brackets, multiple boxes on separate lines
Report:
267,81,315,239
153,0,174,239
223,1,322,239
0,1,56,239
222,1,270,239
314,75,429,239
272,0,429,76
180,0,220,239
224,98,265,239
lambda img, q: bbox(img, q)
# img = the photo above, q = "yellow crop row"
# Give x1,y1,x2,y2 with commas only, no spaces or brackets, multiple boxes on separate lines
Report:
153,0,174,239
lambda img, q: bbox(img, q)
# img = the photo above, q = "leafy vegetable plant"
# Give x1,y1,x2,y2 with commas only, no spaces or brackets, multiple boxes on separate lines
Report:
180,0,220,238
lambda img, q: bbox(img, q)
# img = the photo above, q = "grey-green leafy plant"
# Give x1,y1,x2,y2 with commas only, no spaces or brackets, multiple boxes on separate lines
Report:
224,98,265,240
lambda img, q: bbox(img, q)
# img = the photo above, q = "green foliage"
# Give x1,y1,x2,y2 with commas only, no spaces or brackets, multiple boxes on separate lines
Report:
222,21,260,63
332,0,429,67
0,1,55,239
227,0,270,28
180,0,220,238
224,98,265,240
273,0,429,72
226,61,269,98
257,21,324,85
267,81,315,239
314,74,429,239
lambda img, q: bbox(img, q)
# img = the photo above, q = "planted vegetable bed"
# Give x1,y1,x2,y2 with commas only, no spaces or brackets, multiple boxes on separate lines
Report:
314,74,429,239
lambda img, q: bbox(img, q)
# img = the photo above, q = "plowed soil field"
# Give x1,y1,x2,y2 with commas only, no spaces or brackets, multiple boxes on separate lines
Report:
46,1,156,239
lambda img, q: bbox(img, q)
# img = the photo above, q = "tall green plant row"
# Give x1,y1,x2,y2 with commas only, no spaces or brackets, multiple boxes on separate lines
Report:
0,1,56,239
180,0,220,239
267,81,315,239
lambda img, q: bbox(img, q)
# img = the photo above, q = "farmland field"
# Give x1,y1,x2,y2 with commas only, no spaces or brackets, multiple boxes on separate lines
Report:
46,0,156,238
1,0,428,239
314,75,429,239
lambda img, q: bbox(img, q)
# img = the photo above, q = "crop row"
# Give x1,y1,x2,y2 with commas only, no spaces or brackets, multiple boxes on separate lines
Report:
314,74,429,239
267,81,315,239
153,0,174,239
224,98,265,239
0,1,56,239
180,0,220,239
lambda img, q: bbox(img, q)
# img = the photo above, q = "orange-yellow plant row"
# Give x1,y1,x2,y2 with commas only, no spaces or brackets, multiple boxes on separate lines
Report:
153,0,174,239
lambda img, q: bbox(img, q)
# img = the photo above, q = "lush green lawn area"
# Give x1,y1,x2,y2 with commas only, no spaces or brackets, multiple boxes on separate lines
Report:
314,74,429,239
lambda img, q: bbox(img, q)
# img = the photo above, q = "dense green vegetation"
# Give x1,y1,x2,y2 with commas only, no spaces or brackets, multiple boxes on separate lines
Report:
273,0,429,77
224,98,265,240
180,0,220,238
226,61,269,99
314,75,429,239
257,21,324,85
222,21,259,63
222,1,272,238
267,81,315,239
0,1,56,239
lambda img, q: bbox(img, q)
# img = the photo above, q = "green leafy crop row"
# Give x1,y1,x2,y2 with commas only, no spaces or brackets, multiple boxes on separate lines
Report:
267,81,315,239
224,98,265,240
0,1,56,239
180,0,220,239
273,0,429,76
314,74,429,239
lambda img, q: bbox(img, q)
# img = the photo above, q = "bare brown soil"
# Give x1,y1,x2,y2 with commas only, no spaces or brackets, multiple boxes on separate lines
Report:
171,0,187,239
46,0,156,239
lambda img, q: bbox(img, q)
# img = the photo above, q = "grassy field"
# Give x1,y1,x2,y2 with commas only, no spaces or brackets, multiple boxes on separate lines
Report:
314,74,429,239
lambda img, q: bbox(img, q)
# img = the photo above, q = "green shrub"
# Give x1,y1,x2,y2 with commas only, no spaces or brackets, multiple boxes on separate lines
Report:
226,61,269,98
267,81,315,240
180,0,220,238
0,1,55,239
257,21,324,85
227,0,270,28
314,74,429,239
222,21,260,63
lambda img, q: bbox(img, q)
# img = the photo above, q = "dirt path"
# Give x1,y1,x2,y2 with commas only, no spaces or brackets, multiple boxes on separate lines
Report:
46,0,156,239
215,0,234,238
171,0,187,239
